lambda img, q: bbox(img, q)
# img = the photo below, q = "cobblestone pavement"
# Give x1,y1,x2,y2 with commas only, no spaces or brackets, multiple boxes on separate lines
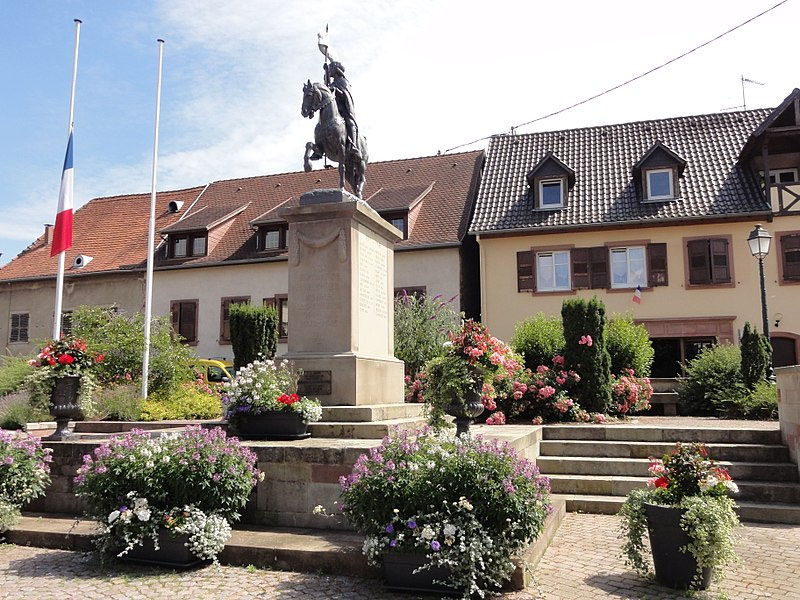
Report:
1,513,797,599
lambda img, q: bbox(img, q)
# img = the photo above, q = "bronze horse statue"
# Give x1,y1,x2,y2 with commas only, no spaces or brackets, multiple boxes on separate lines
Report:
301,80,368,198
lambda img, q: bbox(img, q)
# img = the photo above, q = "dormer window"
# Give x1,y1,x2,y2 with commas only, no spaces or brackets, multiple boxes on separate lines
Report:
169,232,207,258
257,224,288,251
645,168,675,200
539,179,565,208
382,211,408,239
526,152,575,211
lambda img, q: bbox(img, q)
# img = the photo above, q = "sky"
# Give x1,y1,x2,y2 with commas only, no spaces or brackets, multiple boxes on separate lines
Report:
1,0,798,266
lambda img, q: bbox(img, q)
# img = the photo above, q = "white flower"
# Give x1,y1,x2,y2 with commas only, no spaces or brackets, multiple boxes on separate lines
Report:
145,461,154,469
421,526,435,540
136,509,151,522
133,497,149,510
443,524,457,537
107,510,120,524
724,480,739,494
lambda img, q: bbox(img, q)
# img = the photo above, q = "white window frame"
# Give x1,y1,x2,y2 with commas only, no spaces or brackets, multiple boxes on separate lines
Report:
760,168,799,184
645,168,674,200
538,179,564,208
536,250,571,292
9,312,30,343
610,246,647,289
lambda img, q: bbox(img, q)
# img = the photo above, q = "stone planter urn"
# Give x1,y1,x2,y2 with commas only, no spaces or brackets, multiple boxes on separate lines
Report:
445,382,485,437
644,503,712,590
45,375,84,441
236,410,311,440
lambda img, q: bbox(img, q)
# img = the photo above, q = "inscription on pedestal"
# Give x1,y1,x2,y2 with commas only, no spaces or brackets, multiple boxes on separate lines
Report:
298,370,332,396
358,233,388,319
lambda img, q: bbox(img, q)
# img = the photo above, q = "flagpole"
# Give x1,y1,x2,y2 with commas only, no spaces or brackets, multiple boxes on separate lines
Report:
53,18,82,340
142,39,165,399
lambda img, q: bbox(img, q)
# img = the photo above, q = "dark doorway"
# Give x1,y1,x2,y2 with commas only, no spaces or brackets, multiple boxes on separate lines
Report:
772,337,798,367
650,337,716,377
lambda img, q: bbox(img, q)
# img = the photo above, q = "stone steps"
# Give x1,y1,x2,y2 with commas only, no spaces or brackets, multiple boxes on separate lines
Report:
540,440,789,462
547,473,800,504
554,494,800,524
8,500,567,590
320,403,424,423
308,416,426,439
542,425,782,445
536,456,800,482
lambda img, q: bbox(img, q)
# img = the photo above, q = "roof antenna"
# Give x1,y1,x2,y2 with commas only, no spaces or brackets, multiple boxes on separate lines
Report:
722,75,765,111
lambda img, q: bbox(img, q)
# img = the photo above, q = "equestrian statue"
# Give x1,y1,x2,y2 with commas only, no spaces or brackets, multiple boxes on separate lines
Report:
301,27,368,198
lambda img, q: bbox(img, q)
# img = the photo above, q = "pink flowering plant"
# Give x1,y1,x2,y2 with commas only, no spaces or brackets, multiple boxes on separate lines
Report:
610,369,653,415
75,427,262,561
0,431,52,532
332,428,551,598
619,443,740,586
423,320,522,430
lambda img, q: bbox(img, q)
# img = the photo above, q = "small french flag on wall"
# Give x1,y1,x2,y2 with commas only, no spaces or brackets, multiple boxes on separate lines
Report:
631,285,642,304
51,128,74,257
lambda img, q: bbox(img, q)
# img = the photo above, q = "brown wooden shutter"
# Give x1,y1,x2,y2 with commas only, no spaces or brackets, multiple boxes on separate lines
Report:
170,301,180,333
182,301,197,343
589,246,609,289
782,234,800,281
647,243,668,287
687,240,711,285
516,250,535,292
710,238,730,283
571,248,590,289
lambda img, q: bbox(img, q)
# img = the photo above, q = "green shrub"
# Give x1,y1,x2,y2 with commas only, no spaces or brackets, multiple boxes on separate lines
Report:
678,344,742,416
740,322,771,390
229,303,279,374
394,292,461,377
712,380,778,420
72,306,194,393
562,297,612,413
0,354,33,397
89,384,144,421
0,397,50,430
140,383,222,421
605,315,654,377
511,313,565,370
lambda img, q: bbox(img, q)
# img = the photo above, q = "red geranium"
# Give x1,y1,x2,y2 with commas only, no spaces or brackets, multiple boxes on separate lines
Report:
276,393,300,406
58,354,75,365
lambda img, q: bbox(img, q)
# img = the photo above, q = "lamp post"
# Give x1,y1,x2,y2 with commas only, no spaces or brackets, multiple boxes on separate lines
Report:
747,224,773,380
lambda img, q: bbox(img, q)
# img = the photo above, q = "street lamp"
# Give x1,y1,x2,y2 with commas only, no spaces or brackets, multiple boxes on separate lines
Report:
747,224,773,379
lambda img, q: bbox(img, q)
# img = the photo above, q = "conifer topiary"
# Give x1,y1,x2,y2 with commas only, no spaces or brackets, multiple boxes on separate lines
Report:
229,303,279,374
561,297,612,413
740,321,771,390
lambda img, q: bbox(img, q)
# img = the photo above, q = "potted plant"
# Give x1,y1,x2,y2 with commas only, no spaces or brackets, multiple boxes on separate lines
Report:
222,359,322,440
619,442,740,590
424,320,521,435
331,428,551,598
75,426,261,565
27,337,102,440
0,430,52,534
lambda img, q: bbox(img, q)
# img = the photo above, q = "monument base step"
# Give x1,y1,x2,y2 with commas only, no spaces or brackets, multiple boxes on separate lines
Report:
321,402,424,422
9,499,565,590
309,416,427,438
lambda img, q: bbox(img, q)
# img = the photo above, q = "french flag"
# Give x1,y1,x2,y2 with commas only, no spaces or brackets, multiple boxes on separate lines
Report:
631,285,642,304
51,129,74,257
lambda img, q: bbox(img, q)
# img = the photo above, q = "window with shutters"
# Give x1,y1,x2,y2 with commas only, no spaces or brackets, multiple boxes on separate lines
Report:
536,251,570,291
516,251,534,292
685,238,732,286
779,233,800,282
9,312,30,343
170,300,198,344
571,247,609,290
275,295,289,340
610,246,647,288
219,296,250,344
647,243,669,287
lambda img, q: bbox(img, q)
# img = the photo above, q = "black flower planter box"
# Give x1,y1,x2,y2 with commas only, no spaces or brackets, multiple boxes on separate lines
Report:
644,503,712,590
236,410,310,441
382,552,462,597
121,531,205,569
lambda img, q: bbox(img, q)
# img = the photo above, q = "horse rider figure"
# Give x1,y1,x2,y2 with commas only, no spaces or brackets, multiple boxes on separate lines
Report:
323,60,361,160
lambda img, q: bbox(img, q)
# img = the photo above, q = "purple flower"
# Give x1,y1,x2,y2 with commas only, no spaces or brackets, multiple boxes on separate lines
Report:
119,506,128,512
430,540,440,551
385,524,394,534
3,456,13,465
389,539,397,547
407,520,417,529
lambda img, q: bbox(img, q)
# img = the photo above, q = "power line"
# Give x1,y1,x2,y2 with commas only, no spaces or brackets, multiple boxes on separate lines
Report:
440,0,791,154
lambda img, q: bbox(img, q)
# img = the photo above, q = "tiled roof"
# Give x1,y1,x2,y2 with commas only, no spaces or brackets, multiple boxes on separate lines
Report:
156,150,483,267
0,151,483,281
0,187,205,282
470,109,772,234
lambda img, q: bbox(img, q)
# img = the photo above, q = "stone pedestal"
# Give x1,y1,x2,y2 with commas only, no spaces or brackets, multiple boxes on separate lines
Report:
279,189,404,406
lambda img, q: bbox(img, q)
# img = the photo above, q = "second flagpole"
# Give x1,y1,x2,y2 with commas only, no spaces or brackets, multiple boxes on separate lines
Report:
141,38,165,399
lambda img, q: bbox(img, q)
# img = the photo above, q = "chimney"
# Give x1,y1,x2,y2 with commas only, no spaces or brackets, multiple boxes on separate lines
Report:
43,224,54,247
